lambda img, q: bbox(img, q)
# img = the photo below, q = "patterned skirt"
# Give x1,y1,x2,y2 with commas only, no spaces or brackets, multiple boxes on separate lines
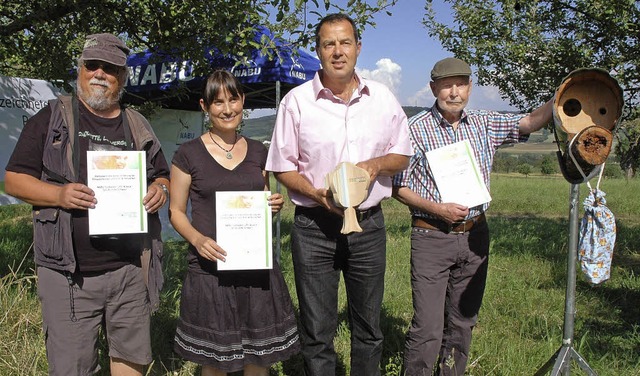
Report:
173,261,300,372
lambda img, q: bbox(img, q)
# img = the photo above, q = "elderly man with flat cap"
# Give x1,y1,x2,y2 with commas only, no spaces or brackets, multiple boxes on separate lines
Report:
392,57,553,375
5,33,170,375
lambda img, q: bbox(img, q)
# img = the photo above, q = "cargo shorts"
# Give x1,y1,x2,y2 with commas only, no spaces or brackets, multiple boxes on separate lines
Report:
37,264,151,375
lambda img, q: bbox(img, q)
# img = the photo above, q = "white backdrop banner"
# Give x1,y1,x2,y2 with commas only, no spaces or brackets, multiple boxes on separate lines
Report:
1,76,204,241
1,75,204,208
0,76,62,204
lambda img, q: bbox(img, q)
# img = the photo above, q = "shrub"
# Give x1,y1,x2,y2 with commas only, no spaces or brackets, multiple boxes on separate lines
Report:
517,163,533,176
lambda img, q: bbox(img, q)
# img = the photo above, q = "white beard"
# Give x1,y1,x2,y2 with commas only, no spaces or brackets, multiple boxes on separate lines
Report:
77,78,122,111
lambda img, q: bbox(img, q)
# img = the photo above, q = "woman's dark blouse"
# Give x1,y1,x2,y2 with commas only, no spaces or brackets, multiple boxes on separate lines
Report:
172,136,267,265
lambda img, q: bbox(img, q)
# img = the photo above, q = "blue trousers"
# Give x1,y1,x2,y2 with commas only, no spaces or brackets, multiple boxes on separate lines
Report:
291,206,386,376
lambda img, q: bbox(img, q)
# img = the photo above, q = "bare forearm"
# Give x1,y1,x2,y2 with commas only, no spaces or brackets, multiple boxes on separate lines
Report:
393,186,439,215
151,177,170,192
356,153,410,183
143,176,170,213
169,208,203,246
169,205,227,261
273,171,317,201
274,170,339,213
393,186,469,223
519,99,554,135
168,165,203,246
5,171,63,207
5,171,97,210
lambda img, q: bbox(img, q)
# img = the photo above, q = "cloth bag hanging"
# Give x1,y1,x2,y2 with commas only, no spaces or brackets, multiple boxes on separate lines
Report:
578,188,616,285
566,134,617,285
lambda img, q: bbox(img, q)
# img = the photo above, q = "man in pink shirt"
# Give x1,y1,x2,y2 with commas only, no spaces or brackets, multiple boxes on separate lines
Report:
266,13,412,376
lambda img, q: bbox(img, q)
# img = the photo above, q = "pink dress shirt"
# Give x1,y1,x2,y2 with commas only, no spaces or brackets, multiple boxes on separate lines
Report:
266,71,412,210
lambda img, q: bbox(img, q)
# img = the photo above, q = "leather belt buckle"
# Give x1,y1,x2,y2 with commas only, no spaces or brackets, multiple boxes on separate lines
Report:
355,205,380,222
412,213,485,234
411,216,443,232
449,213,485,234
449,220,468,234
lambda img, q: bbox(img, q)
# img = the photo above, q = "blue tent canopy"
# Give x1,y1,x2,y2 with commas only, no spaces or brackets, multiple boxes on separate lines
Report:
123,29,320,110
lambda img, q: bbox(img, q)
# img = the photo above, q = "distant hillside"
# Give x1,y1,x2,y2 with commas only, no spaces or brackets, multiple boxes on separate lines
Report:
242,106,429,141
243,107,553,156
403,106,428,119
242,115,276,142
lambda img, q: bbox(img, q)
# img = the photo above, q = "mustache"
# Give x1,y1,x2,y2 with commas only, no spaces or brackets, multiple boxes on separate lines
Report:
89,78,110,88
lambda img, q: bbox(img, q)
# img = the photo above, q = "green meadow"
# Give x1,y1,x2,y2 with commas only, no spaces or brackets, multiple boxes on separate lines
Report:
1,174,639,375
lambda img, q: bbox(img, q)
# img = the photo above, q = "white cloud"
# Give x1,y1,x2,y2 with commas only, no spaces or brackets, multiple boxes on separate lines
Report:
408,82,518,111
356,58,402,96
468,85,516,111
408,83,434,107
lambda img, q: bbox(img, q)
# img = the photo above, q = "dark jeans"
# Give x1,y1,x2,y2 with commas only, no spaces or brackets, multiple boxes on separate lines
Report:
403,221,489,376
291,206,386,376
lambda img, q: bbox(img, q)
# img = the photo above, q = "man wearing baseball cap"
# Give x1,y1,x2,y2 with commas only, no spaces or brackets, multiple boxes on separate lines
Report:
5,33,169,375
393,57,553,375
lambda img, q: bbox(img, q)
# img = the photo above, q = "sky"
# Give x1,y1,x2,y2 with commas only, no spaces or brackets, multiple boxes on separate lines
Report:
250,1,516,117
353,1,516,111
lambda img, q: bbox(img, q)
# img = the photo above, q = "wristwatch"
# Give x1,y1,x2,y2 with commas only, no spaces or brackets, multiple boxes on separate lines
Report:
156,183,169,197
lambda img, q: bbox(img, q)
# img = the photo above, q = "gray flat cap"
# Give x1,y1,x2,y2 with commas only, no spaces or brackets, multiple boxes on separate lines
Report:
431,57,472,80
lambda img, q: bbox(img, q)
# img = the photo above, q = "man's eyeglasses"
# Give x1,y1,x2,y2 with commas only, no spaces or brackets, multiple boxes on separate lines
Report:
83,60,122,75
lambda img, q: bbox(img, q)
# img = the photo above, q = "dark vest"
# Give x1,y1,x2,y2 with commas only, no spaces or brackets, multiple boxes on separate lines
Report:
33,95,165,312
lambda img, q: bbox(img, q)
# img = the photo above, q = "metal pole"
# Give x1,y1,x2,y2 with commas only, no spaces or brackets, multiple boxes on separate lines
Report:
274,80,281,263
560,183,581,376
534,184,597,376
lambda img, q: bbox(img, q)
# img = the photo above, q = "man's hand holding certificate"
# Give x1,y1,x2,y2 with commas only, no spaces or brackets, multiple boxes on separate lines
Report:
87,150,148,235
426,140,491,208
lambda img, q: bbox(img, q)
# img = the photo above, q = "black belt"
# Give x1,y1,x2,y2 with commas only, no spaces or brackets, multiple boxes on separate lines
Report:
296,204,381,222
412,213,486,234
355,205,381,222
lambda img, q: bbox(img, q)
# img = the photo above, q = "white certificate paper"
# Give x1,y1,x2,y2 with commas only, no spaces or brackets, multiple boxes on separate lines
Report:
87,150,148,235
216,191,273,271
426,140,492,208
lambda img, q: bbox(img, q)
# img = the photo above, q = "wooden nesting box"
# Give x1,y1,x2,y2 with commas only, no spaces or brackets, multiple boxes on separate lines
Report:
552,68,624,182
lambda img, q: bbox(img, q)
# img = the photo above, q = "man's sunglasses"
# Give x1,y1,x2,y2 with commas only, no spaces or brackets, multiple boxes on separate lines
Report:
83,60,122,75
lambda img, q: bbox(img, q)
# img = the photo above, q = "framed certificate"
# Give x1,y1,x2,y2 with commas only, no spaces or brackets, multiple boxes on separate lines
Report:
87,150,148,235
215,191,273,270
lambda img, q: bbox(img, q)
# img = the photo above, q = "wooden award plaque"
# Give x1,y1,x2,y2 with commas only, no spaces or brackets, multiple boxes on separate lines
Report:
325,162,371,234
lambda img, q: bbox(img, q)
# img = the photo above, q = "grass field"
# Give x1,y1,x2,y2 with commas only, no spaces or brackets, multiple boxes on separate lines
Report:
1,174,639,375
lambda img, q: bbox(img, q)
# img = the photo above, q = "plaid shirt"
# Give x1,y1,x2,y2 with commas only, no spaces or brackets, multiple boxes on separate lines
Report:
393,104,528,220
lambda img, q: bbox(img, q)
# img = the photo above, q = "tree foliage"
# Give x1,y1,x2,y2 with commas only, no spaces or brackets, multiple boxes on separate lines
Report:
423,0,639,110
615,117,640,178
493,153,519,173
0,0,397,91
516,163,532,176
423,0,640,175
540,154,557,175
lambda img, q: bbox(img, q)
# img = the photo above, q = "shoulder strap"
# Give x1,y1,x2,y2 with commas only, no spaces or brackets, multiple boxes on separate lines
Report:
42,165,72,185
72,97,80,178
41,96,73,184
122,107,135,150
